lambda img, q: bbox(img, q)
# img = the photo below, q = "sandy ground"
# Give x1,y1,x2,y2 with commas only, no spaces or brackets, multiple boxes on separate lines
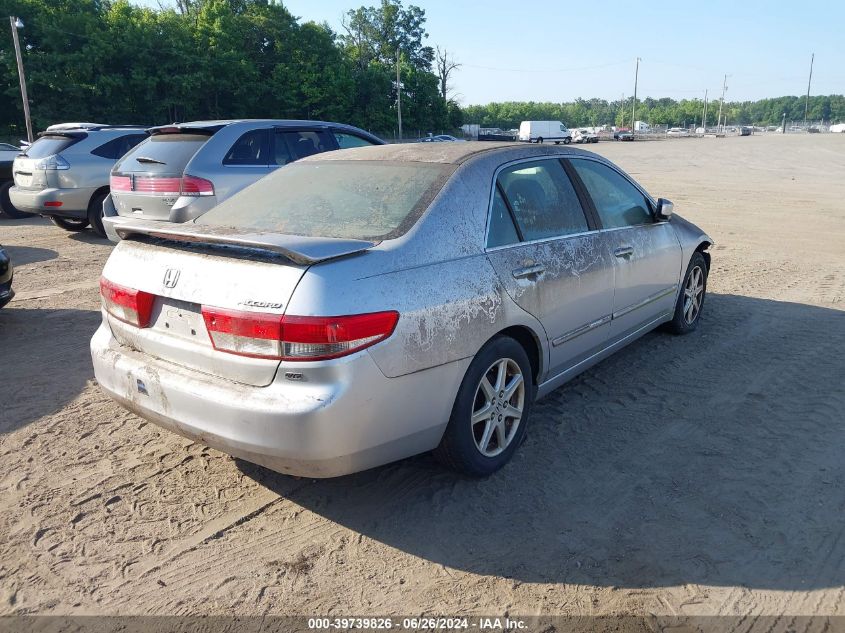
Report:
0,134,843,617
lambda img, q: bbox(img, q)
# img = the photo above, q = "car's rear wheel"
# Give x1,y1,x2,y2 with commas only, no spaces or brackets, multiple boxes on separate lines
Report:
563,137,571,145
51,216,90,232
87,191,108,238
0,181,27,219
536,137,543,144
666,251,708,334
435,336,535,476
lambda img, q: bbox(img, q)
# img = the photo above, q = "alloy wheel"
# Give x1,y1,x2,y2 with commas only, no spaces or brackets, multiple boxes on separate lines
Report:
683,265,705,324
471,358,525,457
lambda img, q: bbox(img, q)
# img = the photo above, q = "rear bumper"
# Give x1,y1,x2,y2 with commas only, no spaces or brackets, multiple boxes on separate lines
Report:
9,186,95,217
90,323,464,477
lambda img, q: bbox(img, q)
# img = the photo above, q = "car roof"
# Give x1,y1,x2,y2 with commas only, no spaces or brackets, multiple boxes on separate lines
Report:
147,119,375,133
302,141,599,165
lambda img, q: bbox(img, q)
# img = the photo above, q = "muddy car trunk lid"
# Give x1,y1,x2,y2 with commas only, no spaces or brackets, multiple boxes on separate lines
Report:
100,225,377,387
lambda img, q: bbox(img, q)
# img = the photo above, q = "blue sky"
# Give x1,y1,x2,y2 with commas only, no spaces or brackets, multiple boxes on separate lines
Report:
133,0,843,105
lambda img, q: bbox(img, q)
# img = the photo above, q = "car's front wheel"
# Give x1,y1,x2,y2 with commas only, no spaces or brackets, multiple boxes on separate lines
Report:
563,137,571,144
666,251,708,334
435,336,535,476
51,216,90,232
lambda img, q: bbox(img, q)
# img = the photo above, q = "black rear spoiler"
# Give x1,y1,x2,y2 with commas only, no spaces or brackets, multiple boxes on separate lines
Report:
110,219,377,266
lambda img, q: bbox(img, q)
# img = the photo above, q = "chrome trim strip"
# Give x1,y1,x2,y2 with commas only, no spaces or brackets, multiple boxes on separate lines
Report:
552,314,612,347
612,286,676,320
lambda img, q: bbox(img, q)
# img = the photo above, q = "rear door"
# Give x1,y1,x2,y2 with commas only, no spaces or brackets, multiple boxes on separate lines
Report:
271,128,337,167
111,131,213,220
567,157,682,339
484,158,615,378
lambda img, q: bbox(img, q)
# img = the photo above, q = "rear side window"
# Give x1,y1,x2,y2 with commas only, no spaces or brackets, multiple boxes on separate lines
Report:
91,134,147,160
569,159,653,228
24,135,84,159
333,131,377,149
498,159,588,241
487,187,520,248
223,129,270,166
273,130,332,165
116,133,210,173
197,160,455,241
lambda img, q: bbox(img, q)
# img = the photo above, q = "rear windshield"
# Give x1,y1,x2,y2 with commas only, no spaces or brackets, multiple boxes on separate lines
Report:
197,160,455,241
116,133,210,173
24,134,84,159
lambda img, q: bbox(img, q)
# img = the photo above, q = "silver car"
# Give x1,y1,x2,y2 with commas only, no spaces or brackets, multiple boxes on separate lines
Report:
91,143,712,478
10,125,148,236
104,119,384,239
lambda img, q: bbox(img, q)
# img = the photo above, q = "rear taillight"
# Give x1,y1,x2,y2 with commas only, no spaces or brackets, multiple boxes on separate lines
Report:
100,277,155,328
108,174,214,197
201,307,399,361
181,174,214,197
110,175,132,192
34,154,70,170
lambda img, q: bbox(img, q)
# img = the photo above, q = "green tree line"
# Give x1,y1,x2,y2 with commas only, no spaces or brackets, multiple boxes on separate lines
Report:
0,0,462,139
463,94,845,130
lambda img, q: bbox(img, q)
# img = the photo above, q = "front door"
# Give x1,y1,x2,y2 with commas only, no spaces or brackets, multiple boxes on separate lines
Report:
567,158,683,339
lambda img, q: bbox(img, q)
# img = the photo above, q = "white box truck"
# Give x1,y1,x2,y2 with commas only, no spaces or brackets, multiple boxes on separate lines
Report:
518,121,572,144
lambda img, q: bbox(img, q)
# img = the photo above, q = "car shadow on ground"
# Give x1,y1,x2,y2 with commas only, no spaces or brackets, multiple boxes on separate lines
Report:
2,244,58,266
0,215,49,226
0,307,100,433
68,231,112,246
240,293,845,590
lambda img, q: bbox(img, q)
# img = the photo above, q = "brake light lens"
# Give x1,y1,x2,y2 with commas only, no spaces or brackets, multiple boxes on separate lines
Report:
110,175,131,192
201,308,399,361
181,174,214,196
108,174,214,197
34,154,70,170
100,277,155,328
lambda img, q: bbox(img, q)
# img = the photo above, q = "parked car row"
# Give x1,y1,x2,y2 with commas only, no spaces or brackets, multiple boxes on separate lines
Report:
4,119,383,237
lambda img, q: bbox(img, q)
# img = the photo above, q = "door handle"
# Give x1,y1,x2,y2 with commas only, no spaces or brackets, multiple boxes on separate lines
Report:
512,264,546,279
614,246,634,258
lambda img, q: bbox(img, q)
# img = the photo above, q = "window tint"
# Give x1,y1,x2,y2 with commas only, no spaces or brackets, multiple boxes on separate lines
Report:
570,159,653,228
497,159,588,241
487,187,520,247
223,129,270,165
333,131,376,149
24,135,84,159
91,134,147,160
274,130,332,165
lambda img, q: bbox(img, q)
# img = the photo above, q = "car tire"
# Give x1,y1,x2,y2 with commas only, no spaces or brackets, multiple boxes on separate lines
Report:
87,191,108,238
51,216,90,232
536,137,543,144
665,251,708,335
563,137,571,145
554,141,560,145
0,181,28,219
434,336,535,477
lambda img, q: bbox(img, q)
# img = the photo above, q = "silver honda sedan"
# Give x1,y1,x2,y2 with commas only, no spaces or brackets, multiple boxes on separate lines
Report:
91,143,712,478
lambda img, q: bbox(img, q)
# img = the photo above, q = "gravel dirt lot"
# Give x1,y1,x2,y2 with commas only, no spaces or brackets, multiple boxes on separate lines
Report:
1,134,843,617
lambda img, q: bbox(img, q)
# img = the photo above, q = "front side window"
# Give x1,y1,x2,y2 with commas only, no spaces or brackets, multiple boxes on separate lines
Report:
497,159,589,241
569,159,653,229
223,129,270,166
333,131,377,149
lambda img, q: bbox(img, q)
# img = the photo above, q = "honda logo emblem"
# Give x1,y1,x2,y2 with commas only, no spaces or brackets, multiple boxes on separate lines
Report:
163,268,180,288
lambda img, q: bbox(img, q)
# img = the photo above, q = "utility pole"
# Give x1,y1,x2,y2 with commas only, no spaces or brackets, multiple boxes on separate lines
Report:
702,89,708,131
9,16,32,143
619,93,625,128
396,48,403,141
631,58,640,136
804,53,814,126
717,74,727,134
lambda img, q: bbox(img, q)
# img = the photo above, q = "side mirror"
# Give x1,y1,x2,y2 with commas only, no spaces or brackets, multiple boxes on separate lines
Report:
655,198,674,220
